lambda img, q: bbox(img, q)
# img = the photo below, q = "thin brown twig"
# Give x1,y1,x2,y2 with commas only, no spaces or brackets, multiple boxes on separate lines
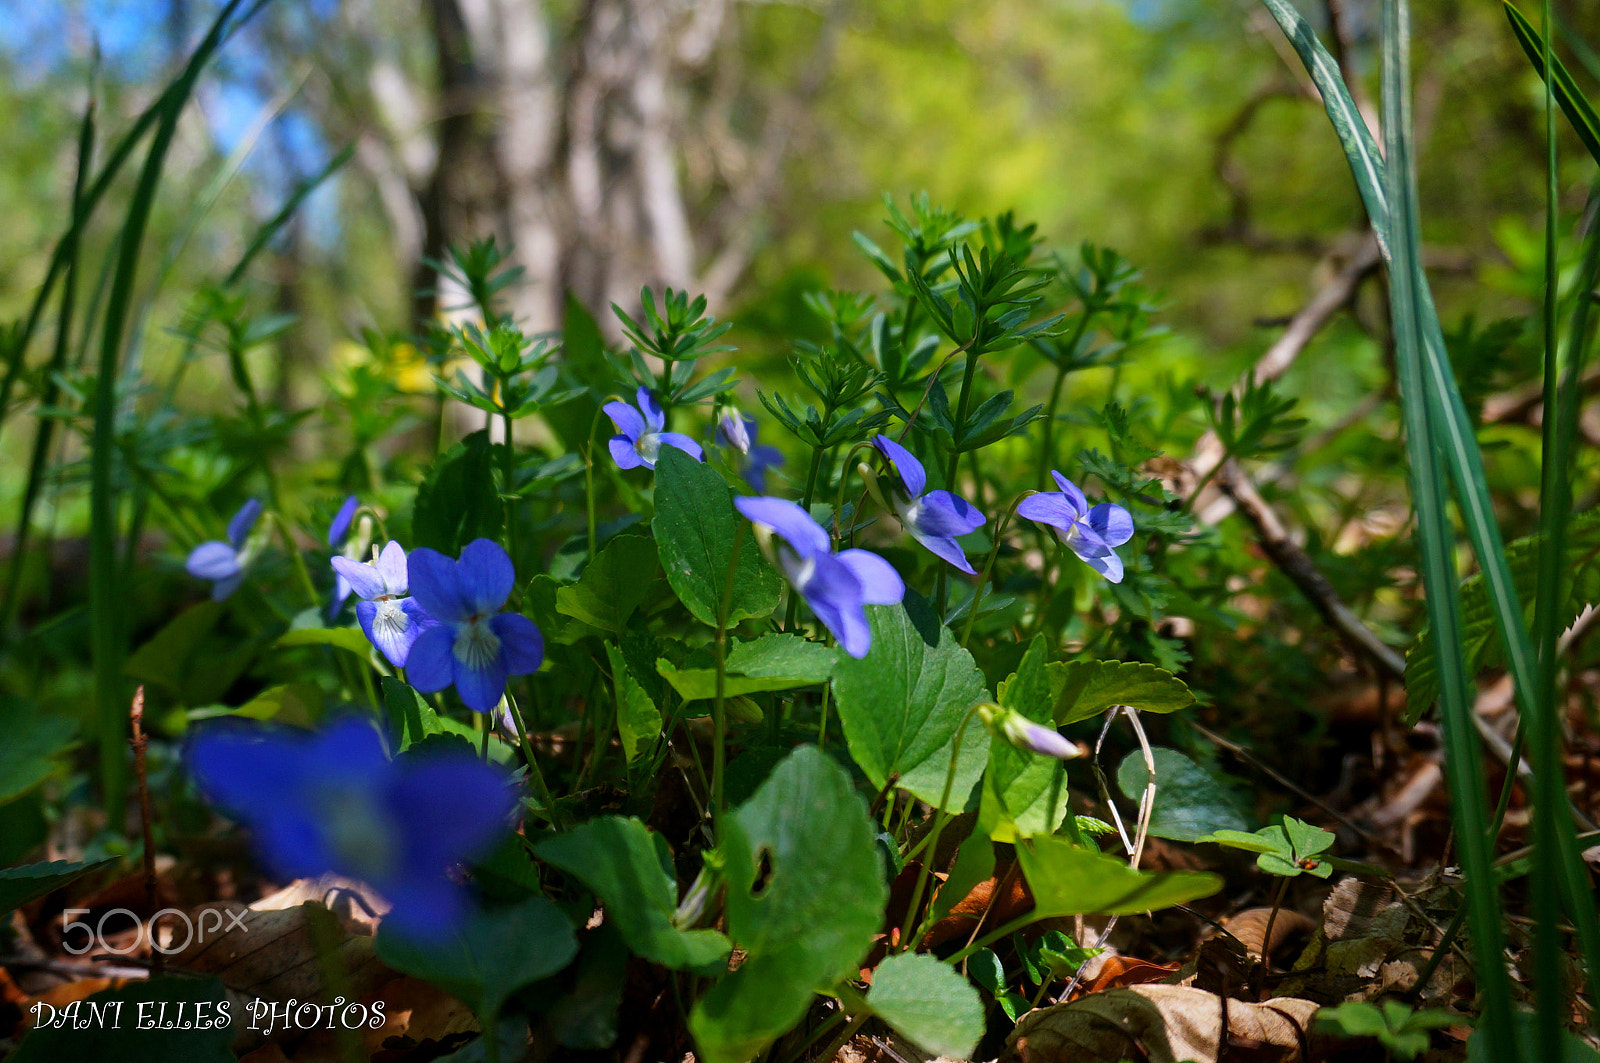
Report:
129,684,161,977
1216,458,1406,681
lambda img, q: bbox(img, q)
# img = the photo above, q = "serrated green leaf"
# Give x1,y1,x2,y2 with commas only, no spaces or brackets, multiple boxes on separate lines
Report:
0,699,77,804
982,637,1067,841
653,447,782,627
689,747,885,1063
0,858,119,916
830,592,991,810
536,817,729,972
411,430,503,555
555,534,659,635
866,953,984,1060
1115,748,1250,843
1017,835,1222,917
375,896,576,1019
10,976,234,1063
1048,660,1194,725
604,644,661,763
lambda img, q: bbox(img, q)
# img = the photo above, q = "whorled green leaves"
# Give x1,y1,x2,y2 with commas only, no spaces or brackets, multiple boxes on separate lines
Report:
689,747,886,1063
830,592,991,810
653,446,782,627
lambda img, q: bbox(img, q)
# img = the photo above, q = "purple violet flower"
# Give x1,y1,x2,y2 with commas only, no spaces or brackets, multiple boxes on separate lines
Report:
733,496,903,658
404,539,544,712
327,495,363,620
603,387,704,470
870,435,986,574
1017,471,1135,583
186,716,518,942
978,702,1082,761
185,498,263,601
331,542,438,668
716,410,784,492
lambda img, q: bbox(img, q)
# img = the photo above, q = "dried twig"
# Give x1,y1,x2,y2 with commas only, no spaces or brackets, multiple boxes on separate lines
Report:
130,684,161,977
1216,459,1406,682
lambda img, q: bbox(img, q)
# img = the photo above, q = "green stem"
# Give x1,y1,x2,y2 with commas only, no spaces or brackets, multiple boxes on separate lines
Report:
505,692,565,832
784,441,829,632
1036,314,1093,490
899,702,983,951
583,405,605,563
712,523,747,827
500,401,519,565
942,911,1039,967
960,496,1027,647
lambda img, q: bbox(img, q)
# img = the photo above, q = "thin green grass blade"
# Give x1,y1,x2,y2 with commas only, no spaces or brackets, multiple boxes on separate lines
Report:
0,3,269,425
1257,0,1390,255
0,87,97,651
1506,1,1600,168
88,0,262,826
226,142,353,286
1529,1,1567,1053
1379,1,1517,1056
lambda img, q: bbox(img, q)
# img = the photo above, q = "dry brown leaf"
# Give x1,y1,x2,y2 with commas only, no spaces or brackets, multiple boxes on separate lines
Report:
1005,984,1321,1063
168,900,392,1004
1222,907,1317,963
1077,955,1184,998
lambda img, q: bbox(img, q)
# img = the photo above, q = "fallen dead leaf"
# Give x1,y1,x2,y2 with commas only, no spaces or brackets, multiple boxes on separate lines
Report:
1079,955,1184,997
168,900,392,1004
1222,907,1316,964
1005,984,1322,1063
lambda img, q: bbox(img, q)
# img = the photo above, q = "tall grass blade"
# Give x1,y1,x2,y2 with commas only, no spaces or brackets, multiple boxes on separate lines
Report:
88,0,263,826
0,88,96,651
1506,2,1600,167
1379,0,1517,1055
226,143,353,287
0,2,268,425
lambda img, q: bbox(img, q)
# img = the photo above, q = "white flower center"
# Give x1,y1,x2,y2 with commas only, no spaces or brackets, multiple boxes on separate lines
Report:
453,615,502,672
898,498,922,532
373,598,408,639
319,784,399,880
635,432,662,463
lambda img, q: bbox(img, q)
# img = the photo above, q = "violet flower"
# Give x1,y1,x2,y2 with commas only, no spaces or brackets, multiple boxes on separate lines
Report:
327,495,363,620
331,542,437,668
1017,471,1135,583
978,702,1082,761
603,387,703,470
716,409,784,492
734,496,903,658
870,435,986,573
404,539,544,712
186,716,518,942
185,498,263,601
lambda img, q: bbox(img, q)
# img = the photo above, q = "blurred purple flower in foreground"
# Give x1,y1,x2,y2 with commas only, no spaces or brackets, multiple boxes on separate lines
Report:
870,435,986,573
405,539,543,712
734,496,903,658
185,498,263,601
1017,471,1135,583
332,541,437,668
603,387,703,470
188,717,517,941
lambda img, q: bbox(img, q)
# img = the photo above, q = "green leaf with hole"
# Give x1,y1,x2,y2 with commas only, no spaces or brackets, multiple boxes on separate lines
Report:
1017,835,1222,918
830,592,990,810
537,817,729,972
1115,747,1250,843
1048,660,1194,725
653,446,782,627
866,953,985,1060
689,746,885,1063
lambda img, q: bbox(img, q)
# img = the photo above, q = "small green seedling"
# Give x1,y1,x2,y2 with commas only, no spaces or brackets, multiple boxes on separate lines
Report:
1198,815,1335,879
1316,1000,1461,1061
